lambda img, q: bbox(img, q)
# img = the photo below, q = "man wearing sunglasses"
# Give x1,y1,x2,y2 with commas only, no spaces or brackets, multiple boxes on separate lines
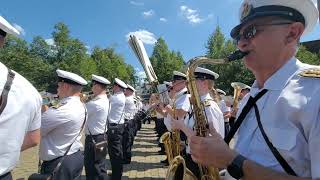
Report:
171,67,225,179
0,16,42,180
189,0,320,179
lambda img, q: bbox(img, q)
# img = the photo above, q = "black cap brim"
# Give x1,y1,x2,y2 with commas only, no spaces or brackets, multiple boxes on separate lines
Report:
230,5,305,38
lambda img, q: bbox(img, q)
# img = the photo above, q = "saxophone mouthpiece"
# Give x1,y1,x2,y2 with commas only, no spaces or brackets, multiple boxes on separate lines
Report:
227,50,249,62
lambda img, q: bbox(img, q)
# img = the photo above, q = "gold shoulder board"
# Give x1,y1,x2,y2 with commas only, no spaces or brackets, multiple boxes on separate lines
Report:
51,102,66,109
203,99,211,107
299,68,320,78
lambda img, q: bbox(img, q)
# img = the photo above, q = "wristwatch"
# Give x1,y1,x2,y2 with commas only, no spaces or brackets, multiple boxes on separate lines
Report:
227,154,247,179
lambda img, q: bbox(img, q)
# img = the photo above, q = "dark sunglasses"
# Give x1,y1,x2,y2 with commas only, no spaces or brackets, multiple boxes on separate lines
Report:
233,22,293,44
90,82,95,87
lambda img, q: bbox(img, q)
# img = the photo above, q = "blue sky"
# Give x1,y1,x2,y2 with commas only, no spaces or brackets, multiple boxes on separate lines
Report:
1,0,319,77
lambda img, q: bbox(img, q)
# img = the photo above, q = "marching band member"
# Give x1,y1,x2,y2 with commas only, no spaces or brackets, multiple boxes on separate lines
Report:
229,82,251,128
107,78,127,180
40,69,87,179
123,84,136,164
165,71,190,122
217,89,232,136
0,16,41,180
84,74,110,180
171,67,224,178
154,81,174,165
162,81,174,132
190,0,320,179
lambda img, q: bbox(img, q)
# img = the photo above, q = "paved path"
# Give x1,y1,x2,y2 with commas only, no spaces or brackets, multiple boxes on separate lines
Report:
12,122,168,179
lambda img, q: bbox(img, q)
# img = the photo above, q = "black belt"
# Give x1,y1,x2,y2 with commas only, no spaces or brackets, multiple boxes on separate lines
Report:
109,123,124,126
43,150,81,163
86,133,105,137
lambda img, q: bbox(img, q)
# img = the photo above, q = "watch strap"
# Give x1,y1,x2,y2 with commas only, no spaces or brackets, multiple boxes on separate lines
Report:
227,154,247,179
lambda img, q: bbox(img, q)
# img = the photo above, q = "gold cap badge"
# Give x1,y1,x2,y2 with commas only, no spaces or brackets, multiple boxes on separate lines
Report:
241,2,253,20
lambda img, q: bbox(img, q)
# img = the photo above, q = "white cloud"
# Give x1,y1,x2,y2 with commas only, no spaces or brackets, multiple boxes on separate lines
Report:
12,23,25,36
126,30,157,45
45,38,55,46
135,68,147,85
137,71,147,78
180,5,205,25
135,68,147,78
85,45,91,55
160,18,167,22
142,10,155,18
130,1,144,6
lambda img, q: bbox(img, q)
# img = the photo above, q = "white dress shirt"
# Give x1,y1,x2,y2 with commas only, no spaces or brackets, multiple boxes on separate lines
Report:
234,57,320,178
219,100,231,122
108,91,126,124
85,94,109,135
164,99,174,132
40,96,85,161
124,95,136,120
175,88,190,116
185,93,225,154
0,62,42,175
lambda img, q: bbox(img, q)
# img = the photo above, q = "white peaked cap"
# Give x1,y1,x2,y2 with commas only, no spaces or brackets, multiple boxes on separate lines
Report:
114,78,128,89
173,71,187,80
0,16,20,36
231,82,251,90
173,71,187,77
195,67,219,80
56,69,88,86
231,0,319,37
92,74,110,85
127,84,136,92
217,89,226,96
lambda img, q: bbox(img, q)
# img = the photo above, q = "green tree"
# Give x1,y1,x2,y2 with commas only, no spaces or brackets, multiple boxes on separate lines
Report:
296,45,320,65
150,37,184,83
91,47,135,84
205,26,254,94
1,23,137,92
0,36,52,91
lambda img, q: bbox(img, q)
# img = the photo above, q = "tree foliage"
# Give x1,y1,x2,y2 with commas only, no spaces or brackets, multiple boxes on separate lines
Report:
205,26,254,94
0,22,136,93
205,26,320,95
150,37,185,83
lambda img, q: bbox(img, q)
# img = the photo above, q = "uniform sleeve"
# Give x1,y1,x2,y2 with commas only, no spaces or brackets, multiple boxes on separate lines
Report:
28,97,42,131
309,110,320,178
40,107,69,137
176,95,190,112
206,102,225,138
220,100,230,113
86,101,103,117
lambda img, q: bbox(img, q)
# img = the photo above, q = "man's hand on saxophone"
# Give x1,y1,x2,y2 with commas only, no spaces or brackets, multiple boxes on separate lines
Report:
170,118,195,138
189,127,237,169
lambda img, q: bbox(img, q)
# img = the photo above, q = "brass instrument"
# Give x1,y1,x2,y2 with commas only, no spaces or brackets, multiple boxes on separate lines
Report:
166,50,248,180
128,35,158,83
169,97,180,159
160,131,173,163
160,96,177,165
165,96,197,180
231,82,249,109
